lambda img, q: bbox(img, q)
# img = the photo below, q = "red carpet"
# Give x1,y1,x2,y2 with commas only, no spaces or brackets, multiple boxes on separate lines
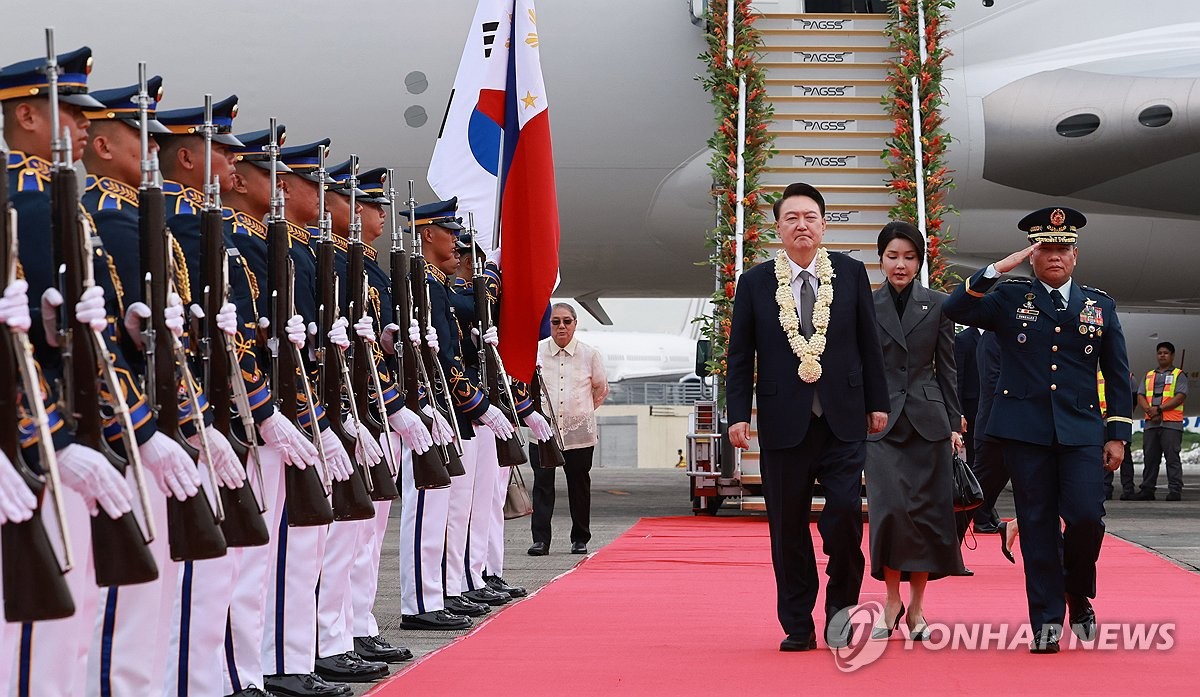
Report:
369,517,1197,696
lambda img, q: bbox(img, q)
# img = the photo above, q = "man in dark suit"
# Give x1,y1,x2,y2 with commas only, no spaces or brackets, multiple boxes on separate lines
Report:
944,207,1133,654
954,328,994,539
726,182,888,652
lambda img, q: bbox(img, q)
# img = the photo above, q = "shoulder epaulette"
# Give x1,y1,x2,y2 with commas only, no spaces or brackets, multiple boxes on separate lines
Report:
1081,284,1112,298
8,151,51,192
284,221,311,246
89,175,140,210
426,261,447,284
227,210,268,240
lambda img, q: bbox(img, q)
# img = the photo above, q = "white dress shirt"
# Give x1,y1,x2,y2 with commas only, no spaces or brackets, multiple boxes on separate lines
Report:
785,254,822,416
538,336,609,450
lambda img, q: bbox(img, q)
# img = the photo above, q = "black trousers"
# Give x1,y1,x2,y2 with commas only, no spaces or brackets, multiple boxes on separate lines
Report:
529,445,594,546
1000,438,1105,631
759,416,865,638
1103,442,1135,497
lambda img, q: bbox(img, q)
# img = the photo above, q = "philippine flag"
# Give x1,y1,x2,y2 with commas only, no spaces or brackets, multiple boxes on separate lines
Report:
429,0,560,384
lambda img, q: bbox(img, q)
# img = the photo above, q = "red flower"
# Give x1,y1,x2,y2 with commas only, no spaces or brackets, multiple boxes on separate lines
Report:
725,281,736,298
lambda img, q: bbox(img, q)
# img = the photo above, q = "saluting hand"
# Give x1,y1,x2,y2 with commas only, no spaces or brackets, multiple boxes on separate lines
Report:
1103,440,1125,472
994,243,1039,275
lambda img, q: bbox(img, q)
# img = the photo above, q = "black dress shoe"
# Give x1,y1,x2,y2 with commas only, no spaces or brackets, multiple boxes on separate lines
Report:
973,523,1001,534
263,673,349,697
1119,490,1136,501
527,542,549,556
1166,491,1182,501
1030,626,1060,654
825,613,854,649
353,635,413,663
1134,490,1155,501
229,686,279,697
998,520,1016,564
484,574,528,598
400,610,473,630
780,632,818,652
464,587,511,606
1067,594,1097,641
570,542,588,554
444,595,490,617
314,653,387,683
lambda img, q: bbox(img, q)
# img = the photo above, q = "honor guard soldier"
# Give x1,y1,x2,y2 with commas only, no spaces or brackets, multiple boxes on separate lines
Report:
2,46,193,697
944,206,1133,654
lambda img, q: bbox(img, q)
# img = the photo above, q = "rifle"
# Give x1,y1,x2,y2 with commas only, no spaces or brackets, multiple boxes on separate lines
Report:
192,87,269,548
468,213,526,467
264,119,333,527
45,30,158,587
531,367,566,468
0,103,75,622
347,167,398,501
314,153,373,521
141,89,227,561
388,178,449,489
406,182,464,478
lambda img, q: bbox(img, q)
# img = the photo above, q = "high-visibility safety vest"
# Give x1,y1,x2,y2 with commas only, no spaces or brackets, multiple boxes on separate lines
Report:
1145,368,1185,421
1097,372,1106,418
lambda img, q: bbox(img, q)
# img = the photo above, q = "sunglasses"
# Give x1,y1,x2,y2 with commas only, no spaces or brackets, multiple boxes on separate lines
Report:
550,318,575,326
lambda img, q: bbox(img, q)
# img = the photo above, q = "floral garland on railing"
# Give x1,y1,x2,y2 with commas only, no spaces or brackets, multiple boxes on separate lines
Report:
881,0,957,291
695,0,777,381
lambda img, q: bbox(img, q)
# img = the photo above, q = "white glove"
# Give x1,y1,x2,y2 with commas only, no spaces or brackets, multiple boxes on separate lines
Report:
285,314,306,349
479,404,516,439
354,314,376,343
486,245,501,268
424,324,440,354
380,322,399,355
164,292,185,338
216,302,238,337
259,412,319,469
346,415,385,464
75,285,109,333
422,404,455,446
123,302,152,349
40,287,63,347
57,444,134,519
388,406,433,455
188,427,246,489
327,316,350,350
0,279,32,332
0,451,38,524
524,411,554,443
482,326,498,347
407,318,421,347
139,431,202,501
318,426,354,482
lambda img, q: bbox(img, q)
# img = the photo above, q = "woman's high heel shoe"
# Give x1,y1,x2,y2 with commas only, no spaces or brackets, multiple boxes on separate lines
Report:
870,603,905,640
999,520,1016,564
908,615,931,642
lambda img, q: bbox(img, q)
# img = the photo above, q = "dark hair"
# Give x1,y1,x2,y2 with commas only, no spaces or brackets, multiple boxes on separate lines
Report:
773,182,826,220
877,221,926,266
1157,341,1176,355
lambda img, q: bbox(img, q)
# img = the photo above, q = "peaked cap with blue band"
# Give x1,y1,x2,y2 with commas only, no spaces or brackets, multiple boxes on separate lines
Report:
0,46,103,107
156,95,243,146
326,158,368,198
398,197,463,230
354,167,390,205
83,76,169,134
278,138,331,183
230,125,292,173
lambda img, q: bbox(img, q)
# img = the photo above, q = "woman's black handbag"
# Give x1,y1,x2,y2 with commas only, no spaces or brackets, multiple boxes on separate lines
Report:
952,452,984,512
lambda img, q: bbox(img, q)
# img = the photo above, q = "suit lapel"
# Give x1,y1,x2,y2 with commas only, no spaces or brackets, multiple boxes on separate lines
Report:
901,283,933,336
874,286,906,349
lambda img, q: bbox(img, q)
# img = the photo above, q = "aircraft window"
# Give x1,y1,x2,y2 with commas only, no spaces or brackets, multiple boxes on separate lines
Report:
406,71,429,95
1056,114,1100,138
405,105,428,128
1138,105,1173,128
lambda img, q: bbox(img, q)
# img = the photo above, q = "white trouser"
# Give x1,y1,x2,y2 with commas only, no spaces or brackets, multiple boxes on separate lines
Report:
86,485,180,697
316,517,359,659
443,434,480,597
485,453,508,577
0,620,15,697
223,445,285,693
349,436,405,637
464,430,499,592
13,486,99,697
262,500,328,675
399,445,449,616
163,550,236,697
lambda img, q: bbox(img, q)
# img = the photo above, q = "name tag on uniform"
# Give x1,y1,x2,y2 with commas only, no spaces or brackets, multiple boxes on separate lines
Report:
1016,307,1039,322
1166,375,1175,385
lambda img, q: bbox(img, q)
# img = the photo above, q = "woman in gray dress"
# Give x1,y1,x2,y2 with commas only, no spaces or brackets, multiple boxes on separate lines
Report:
866,221,966,641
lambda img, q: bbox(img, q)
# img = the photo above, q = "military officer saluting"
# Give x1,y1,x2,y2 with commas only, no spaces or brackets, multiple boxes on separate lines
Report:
944,207,1133,654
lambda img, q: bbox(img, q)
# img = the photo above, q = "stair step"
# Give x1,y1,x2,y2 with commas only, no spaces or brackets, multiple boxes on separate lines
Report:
760,44,895,57
756,12,892,31
767,79,890,99
768,94,884,107
766,132,892,150
759,29,893,49
760,62,891,81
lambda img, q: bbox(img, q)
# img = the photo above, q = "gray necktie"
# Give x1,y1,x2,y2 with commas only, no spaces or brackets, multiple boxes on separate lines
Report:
800,270,816,339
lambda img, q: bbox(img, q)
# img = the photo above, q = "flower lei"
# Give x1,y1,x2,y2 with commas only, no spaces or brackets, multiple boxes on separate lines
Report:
775,249,834,383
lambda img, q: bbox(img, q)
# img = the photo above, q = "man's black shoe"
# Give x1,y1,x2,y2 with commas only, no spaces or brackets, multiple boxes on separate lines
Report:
1134,490,1155,501
527,542,549,556
1067,594,1097,641
484,574,527,598
444,595,490,617
400,610,473,630
263,673,350,697
973,524,1001,534
1119,491,1136,501
570,542,588,554
1166,491,1182,501
353,635,413,663
1030,626,1061,654
779,632,817,652
825,612,854,649
464,587,511,606
230,686,279,697
313,653,387,683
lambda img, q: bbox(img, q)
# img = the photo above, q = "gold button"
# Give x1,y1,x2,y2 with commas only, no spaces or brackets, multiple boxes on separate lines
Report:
1052,345,1059,352
1055,327,1062,333
1051,384,1057,390
1022,322,1028,327
1003,389,1009,395
1051,365,1058,371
